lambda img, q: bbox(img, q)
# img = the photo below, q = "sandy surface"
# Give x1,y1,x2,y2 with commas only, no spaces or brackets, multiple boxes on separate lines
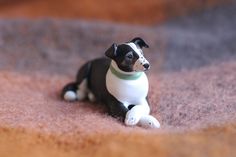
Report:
0,3,236,157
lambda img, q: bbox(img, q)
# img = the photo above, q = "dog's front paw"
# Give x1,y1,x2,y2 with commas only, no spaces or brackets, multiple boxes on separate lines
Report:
125,110,142,126
138,115,160,129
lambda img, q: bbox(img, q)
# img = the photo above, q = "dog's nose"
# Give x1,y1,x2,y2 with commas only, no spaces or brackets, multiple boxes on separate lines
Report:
143,63,150,69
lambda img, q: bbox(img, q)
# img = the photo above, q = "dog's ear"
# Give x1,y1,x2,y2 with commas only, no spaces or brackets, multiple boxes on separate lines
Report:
105,43,117,59
130,37,149,49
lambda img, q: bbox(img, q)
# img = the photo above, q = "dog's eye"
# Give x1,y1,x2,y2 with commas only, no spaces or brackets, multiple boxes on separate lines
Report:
126,53,133,59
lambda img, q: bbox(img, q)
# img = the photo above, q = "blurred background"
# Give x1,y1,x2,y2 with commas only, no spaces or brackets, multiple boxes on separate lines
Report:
0,1,236,157
0,0,233,25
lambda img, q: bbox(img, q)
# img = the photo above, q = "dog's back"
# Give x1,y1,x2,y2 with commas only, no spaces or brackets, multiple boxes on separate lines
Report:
61,57,111,103
86,58,111,103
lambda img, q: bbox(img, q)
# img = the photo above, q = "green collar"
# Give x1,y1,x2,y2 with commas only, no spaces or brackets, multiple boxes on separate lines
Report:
109,64,143,80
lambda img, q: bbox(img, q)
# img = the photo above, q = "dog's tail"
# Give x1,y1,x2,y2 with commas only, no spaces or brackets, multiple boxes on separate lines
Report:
61,62,92,101
61,82,79,101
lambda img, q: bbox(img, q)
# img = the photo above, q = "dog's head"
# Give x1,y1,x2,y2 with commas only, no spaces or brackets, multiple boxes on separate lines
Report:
105,37,150,72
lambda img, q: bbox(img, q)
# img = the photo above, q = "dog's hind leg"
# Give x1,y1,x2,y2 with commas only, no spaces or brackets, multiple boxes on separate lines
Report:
62,62,91,101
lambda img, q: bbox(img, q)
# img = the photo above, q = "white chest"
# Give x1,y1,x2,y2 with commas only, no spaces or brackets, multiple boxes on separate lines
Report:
106,69,149,106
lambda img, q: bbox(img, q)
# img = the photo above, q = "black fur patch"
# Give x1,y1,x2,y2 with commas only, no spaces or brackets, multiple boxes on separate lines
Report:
112,44,139,72
128,104,135,110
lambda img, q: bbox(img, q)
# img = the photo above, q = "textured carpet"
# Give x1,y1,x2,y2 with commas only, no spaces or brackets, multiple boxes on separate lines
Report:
0,4,236,157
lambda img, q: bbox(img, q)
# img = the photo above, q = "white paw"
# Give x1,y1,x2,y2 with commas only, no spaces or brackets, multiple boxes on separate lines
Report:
125,110,142,126
64,91,77,101
138,115,160,129
88,92,96,102
76,89,86,100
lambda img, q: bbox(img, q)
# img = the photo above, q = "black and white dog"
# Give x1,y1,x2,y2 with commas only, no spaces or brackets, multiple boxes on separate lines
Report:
61,37,160,128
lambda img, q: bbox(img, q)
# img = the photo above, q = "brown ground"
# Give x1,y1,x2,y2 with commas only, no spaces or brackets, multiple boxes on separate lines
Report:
0,0,233,25
1,124,236,157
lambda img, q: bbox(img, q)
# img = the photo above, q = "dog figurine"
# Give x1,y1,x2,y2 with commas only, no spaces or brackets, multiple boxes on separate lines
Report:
61,37,160,128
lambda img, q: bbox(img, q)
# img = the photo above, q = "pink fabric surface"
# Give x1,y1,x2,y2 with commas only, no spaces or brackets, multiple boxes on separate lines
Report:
0,61,235,136
0,4,236,136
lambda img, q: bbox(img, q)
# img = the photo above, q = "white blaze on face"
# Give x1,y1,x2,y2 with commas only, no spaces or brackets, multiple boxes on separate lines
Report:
126,43,150,72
